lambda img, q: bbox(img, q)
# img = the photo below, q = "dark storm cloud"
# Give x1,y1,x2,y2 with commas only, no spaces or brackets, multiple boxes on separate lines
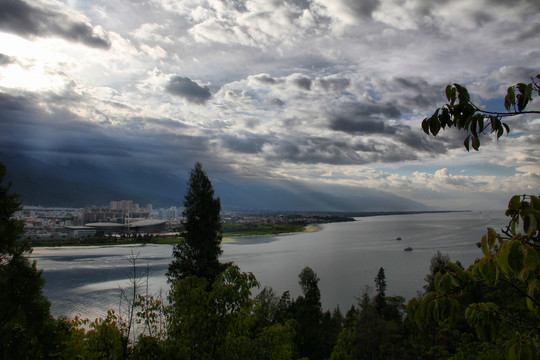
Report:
342,0,380,18
0,92,208,171
0,0,111,49
389,77,442,109
166,76,212,104
328,102,401,134
292,76,312,90
318,78,350,92
0,54,15,65
290,0,312,10
264,137,369,165
269,98,285,107
319,98,451,161
229,0,248,12
0,92,128,158
330,117,390,134
395,127,448,154
254,74,278,85
221,133,270,154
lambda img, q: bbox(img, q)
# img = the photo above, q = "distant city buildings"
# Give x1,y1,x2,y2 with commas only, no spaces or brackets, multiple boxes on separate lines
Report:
82,200,152,224
109,200,151,213
15,207,83,240
15,200,345,241
159,206,181,220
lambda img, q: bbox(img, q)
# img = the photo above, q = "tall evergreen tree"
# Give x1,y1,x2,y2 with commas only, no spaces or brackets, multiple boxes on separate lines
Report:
293,266,325,360
167,162,226,284
374,267,386,317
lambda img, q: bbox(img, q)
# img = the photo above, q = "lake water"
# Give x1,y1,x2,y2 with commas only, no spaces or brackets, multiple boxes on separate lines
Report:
31,211,508,320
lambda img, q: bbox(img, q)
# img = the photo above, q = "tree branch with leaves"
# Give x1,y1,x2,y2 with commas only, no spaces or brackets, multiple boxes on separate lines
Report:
421,74,540,151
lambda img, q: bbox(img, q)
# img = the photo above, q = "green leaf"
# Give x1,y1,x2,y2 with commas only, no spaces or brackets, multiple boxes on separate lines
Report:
421,118,430,134
472,135,480,150
505,87,515,111
517,82,527,93
454,83,470,103
517,93,528,112
464,113,472,130
434,272,443,291
429,109,441,135
464,304,475,324
445,85,453,102
479,258,498,286
478,115,484,133
497,126,504,139
524,246,538,273
464,135,470,151
440,107,451,128
525,82,533,101
503,122,510,134
507,240,525,275
490,115,501,132
509,195,522,211
481,235,489,257
497,240,510,275
487,228,497,249
525,213,537,237
440,273,453,293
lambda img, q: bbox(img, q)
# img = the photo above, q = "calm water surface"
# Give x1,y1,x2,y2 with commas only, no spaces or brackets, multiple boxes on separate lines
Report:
32,211,507,319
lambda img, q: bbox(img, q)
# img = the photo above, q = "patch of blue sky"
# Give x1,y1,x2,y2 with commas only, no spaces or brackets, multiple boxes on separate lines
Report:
379,162,518,178
479,97,508,114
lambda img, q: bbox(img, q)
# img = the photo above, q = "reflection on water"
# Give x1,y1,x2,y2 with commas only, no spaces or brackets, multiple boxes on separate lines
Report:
32,211,507,320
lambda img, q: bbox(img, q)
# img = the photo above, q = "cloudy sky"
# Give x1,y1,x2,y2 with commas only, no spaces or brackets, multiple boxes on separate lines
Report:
0,0,539,210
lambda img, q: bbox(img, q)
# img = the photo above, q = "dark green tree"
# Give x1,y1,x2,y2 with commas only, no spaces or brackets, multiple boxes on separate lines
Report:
167,162,227,284
374,267,386,317
0,163,61,359
292,266,325,359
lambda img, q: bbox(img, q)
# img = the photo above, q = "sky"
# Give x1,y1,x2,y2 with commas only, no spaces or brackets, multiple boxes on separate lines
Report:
0,0,539,211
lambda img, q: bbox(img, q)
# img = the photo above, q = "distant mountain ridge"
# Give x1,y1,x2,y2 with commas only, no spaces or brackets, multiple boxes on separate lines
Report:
2,154,428,211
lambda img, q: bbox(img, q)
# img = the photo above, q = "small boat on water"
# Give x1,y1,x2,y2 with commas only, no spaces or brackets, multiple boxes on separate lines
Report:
396,237,402,241
404,247,413,252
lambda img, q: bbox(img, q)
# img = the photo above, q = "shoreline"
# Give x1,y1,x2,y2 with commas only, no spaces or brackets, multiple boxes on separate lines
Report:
223,223,323,244
30,223,325,249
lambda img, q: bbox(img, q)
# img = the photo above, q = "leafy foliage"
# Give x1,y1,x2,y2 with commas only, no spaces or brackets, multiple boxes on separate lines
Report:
410,75,540,358
167,265,296,359
422,74,540,151
68,311,125,360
